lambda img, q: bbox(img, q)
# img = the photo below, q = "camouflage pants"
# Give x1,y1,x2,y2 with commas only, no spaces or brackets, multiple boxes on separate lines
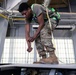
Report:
35,19,57,57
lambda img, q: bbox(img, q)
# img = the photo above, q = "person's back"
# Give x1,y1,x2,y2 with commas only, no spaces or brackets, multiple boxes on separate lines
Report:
31,4,60,25
31,4,51,19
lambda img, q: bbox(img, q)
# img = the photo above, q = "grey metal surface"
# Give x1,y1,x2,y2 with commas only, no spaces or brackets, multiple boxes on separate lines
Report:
49,69,56,75
0,18,8,62
72,28,76,62
0,64,75,69
60,13,76,19
6,0,28,10
0,64,19,71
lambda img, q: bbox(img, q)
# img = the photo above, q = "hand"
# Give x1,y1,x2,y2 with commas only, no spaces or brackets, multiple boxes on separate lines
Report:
28,37,35,42
27,47,32,52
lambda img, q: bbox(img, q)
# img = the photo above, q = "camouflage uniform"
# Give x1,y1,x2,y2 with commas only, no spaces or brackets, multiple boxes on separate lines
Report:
35,19,58,64
31,4,59,64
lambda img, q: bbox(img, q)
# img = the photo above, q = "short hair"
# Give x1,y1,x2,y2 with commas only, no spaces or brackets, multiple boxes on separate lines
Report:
18,2,30,12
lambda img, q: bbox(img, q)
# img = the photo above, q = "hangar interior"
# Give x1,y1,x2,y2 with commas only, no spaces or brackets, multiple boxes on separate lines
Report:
0,0,76,75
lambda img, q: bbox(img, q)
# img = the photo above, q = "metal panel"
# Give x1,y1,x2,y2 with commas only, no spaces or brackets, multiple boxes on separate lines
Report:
1,64,76,69
70,0,76,12
0,18,8,62
49,69,56,75
6,0,21,10
72,28,76,62
14,64,76,69
6,0,28,10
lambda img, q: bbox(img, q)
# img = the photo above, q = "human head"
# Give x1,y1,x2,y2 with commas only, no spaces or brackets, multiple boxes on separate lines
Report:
18,2,32,19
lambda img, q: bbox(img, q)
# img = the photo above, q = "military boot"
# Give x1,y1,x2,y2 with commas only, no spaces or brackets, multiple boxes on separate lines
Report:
39,50,59,64
33,50,47,64
40,51,46,59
